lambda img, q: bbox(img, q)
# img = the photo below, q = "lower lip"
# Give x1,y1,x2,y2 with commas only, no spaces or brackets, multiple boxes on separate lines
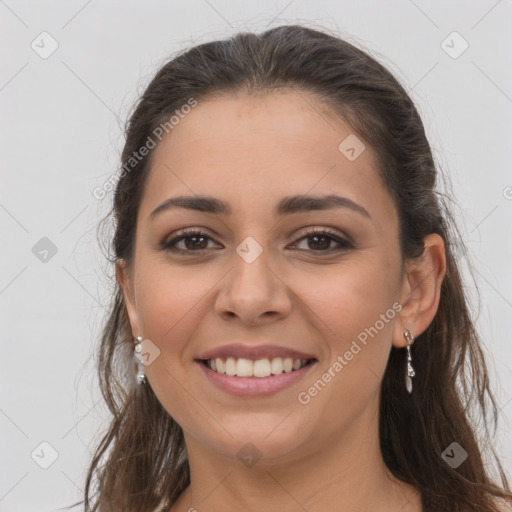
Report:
195,360,317,397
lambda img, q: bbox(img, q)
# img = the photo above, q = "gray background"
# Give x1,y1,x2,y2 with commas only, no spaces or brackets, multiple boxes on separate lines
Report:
1,1,511,511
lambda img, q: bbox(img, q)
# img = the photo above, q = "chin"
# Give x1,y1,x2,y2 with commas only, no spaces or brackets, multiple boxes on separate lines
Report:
201,415,313,465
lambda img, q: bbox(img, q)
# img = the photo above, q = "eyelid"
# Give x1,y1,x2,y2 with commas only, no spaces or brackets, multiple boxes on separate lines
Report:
290,226,354,251
159,227,221,251
160,225,354,254
293,226,353,244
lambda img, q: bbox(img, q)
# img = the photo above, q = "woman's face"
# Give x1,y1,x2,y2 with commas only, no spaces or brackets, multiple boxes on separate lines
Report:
118,90,408,465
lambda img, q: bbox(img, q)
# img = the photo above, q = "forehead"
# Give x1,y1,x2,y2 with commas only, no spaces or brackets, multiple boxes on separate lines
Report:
138,90,395,226
152,89,362,162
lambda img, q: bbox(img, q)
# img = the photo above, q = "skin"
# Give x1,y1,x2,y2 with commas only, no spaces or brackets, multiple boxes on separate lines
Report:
116,89,446,512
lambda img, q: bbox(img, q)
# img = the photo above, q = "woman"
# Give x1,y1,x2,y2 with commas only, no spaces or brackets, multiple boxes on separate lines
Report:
78,24,512,512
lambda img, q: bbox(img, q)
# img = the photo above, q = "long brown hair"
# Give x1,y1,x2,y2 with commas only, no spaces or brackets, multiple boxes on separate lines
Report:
71,24,512,512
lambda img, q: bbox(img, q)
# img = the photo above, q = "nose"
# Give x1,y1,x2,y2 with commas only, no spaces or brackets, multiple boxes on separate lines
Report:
214,245,292,326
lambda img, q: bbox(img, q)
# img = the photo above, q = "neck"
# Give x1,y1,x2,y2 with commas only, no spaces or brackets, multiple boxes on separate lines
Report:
170,395,422,512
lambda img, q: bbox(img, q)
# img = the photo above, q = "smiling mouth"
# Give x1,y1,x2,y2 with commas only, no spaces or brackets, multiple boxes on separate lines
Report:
197,356,317,378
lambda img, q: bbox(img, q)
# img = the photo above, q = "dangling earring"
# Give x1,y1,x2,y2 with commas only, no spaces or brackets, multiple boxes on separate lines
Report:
404,329,415,394
134,336,146,384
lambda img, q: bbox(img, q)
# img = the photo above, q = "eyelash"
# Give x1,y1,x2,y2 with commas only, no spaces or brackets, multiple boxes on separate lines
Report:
160,227,354,255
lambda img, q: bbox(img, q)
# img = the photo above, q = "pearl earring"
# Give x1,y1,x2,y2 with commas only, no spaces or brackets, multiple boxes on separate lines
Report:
134,336,146,384
404,329,415,394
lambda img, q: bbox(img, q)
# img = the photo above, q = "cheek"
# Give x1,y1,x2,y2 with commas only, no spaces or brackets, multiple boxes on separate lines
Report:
308,257,398,335
134,262,211,351
133,264,216,429
308,257,399,392
295,267,398,431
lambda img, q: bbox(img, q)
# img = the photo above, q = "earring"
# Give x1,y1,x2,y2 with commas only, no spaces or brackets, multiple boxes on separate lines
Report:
404,329,415,394
133,336,147,384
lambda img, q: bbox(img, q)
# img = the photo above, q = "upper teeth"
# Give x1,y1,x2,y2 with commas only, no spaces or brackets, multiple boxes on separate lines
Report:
206,357,309,378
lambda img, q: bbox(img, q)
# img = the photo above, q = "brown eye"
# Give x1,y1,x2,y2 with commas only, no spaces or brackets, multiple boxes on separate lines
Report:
160,227,353,255
291,228,353,253
161,229,219,253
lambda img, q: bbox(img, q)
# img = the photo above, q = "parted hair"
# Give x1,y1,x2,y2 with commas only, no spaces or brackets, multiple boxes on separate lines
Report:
70,24,511,512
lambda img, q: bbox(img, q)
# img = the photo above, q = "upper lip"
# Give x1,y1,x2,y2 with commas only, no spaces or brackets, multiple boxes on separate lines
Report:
196,344,317,361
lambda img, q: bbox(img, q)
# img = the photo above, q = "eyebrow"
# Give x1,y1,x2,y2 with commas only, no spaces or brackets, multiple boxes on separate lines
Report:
149,194,372,220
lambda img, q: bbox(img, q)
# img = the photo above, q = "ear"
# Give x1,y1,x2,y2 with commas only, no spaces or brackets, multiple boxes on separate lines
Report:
115,258,140,338
392,233,447,348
